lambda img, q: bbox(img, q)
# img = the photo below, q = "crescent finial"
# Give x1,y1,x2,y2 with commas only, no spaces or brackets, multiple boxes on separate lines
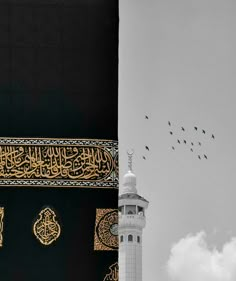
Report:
127,149,134,171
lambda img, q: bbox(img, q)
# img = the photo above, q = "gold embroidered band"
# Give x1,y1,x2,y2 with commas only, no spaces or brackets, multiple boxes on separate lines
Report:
33,207,61,246
0,207,4,247
103,262,118,281
94,209,118,251
0,138,118,188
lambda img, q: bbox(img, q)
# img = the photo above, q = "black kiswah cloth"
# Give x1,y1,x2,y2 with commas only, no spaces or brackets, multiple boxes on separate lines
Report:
0,0,119,280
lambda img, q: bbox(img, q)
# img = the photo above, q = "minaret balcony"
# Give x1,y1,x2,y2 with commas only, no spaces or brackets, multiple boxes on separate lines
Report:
119,213,146,229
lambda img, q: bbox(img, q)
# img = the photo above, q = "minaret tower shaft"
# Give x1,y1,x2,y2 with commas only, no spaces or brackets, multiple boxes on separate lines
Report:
119,150,149,281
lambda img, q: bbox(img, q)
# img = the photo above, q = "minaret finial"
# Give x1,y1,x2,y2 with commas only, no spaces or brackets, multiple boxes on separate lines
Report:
127,149,134,171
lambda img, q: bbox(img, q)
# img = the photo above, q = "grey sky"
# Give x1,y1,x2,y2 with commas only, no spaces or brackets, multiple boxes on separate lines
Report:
119,0,236,280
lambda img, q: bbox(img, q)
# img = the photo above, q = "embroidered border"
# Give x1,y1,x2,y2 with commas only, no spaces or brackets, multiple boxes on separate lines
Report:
94,209,118,251
0,138,118,188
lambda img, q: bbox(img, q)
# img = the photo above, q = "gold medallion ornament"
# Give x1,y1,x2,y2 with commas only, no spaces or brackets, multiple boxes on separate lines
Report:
103,262,118,281
0,207,4,247
33,207,61,246
94,209,118,251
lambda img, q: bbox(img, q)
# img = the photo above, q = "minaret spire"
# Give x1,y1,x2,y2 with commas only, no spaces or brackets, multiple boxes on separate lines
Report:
122,149,137,194
127,149,134,172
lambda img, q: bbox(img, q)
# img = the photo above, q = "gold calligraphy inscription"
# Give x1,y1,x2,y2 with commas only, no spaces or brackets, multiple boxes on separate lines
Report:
0,138,118,188
94,209,118,251
33,207,61,246
103,262,118,281
0,207,4,247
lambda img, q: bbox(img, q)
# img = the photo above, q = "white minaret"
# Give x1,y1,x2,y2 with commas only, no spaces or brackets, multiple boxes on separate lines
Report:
119,150,149,281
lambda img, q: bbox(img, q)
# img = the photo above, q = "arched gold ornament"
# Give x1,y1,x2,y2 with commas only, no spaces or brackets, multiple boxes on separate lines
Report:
103,262,118,281
33,207,61,246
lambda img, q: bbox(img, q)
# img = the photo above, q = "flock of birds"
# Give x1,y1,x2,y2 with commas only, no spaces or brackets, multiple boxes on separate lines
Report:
142,116,215,160
168,121,215,160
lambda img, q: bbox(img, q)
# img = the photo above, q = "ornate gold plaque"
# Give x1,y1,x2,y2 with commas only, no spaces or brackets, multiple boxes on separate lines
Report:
103,262,118,281
33,207,61,246
94,209,118,251
0,207,4,247
0,138,118,188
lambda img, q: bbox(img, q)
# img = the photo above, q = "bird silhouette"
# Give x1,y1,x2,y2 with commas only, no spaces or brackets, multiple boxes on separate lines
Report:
204,154,208,159
190,148,193,152
181,127,185,131
142,156,146,160
198,155,201,160
183,140,187,144
194,127,198,131
212,134,215,139
145,146,149,151
145,115,149,119
202,129,206,134
191,142,194,146
172,146,175,150
177,139,180,144
169,131,173,135
168,121,171,126
198,142,201,146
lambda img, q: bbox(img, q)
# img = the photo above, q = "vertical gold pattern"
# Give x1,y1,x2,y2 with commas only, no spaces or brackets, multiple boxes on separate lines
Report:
0,207,4,247
33,207,61,246
94,209,118,251
103,262,118,281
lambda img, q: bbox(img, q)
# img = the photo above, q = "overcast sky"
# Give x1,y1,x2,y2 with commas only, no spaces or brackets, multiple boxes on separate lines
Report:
119,0,236,280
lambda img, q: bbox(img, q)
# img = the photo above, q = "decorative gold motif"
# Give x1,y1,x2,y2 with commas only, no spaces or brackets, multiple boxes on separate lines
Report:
33,207,61,246
0,207,4,247
103,262,118,281
0,138,118,188
94,209,118,251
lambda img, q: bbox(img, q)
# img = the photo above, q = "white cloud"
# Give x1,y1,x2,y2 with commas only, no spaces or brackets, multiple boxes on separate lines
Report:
167,231,236,281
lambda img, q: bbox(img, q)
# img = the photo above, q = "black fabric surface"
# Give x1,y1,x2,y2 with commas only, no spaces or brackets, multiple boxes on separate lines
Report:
0,0,118,139
0,0,118,280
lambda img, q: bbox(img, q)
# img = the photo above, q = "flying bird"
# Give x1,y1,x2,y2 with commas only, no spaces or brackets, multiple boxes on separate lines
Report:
190,148,193,152
169,131,173,135
177,139,180,144
172,146,175,150
191,142,194,146
181,127,185,131
211,134,215,139
145,146,149,151
183,140,187,144
194,127,198,131
168,121,171,126
198,142,201,146
145,115,149,119
204,154,208,159
142,156,146,160
202,129,206,134
198,155,201,160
